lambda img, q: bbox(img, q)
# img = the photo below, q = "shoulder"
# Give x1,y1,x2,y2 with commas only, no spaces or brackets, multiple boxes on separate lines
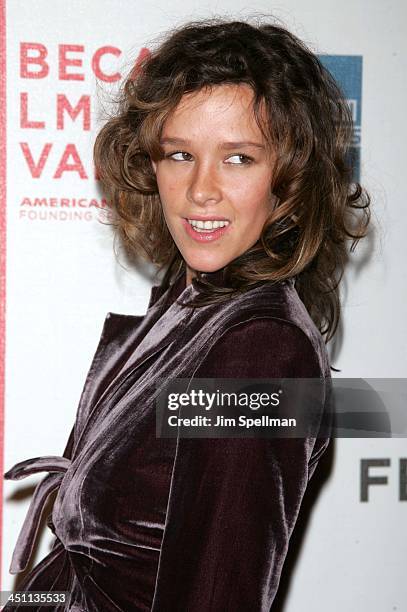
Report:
194,316,322,378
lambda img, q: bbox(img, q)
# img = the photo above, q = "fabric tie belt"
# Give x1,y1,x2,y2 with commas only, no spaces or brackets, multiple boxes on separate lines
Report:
4,455,71,574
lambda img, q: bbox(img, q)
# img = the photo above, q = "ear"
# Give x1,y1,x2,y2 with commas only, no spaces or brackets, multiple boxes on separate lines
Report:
151,159,157,174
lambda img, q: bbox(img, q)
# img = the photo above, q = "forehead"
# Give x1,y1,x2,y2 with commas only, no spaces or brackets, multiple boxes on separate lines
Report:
163,83,267,134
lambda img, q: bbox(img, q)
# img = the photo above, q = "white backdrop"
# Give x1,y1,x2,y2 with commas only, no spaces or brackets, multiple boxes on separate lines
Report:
2,1,406,610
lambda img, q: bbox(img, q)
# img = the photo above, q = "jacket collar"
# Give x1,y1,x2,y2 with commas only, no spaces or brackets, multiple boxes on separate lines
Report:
148,265,227,309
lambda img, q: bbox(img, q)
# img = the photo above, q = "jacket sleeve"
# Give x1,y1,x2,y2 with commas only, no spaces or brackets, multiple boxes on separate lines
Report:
48,424,76,548
151,317,331,612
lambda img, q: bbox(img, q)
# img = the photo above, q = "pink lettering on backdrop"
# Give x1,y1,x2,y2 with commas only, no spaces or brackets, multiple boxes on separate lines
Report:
20,142,52,178
57,95,91,130
0,0,5,576
20,92,45,129
53,144,88,179
59,44,84,81
20,43,123,81
20,42,49,78
92,46,121,82
130,47,151,79
18,43,150,181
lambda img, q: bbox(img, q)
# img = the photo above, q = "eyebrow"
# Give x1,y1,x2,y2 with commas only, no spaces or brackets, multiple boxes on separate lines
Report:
160,137,266,150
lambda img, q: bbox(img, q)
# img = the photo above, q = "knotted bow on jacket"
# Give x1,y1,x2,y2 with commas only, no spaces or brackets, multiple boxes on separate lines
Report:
4,456,71,574
4,269,332,612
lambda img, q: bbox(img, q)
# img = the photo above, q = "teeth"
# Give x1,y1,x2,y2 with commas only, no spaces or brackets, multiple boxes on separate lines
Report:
187,219,230,231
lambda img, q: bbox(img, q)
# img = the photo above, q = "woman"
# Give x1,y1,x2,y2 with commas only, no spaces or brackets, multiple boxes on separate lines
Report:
4,17,370,611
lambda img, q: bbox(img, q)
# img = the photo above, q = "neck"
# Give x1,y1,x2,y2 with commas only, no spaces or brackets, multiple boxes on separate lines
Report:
186,265,197,286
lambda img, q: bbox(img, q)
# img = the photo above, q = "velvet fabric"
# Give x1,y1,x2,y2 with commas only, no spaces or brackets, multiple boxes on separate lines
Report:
4,268,332,611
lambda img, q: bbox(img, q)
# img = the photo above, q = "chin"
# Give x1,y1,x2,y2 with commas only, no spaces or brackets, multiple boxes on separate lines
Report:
184,255,229,275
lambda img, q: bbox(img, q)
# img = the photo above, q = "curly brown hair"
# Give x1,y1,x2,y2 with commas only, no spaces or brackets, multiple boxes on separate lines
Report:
94,17,371,342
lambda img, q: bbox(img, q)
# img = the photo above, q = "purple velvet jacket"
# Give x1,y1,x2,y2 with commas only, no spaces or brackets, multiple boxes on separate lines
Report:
4,268,332,611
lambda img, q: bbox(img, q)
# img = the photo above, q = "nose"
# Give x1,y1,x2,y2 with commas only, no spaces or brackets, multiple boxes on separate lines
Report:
186,161,222,207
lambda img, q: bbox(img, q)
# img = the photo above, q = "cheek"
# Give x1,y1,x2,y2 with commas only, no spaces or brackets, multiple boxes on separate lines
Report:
156,179,180,217
157,171,180,200
233,171,272,204
238,188,272,226
159,198,183,242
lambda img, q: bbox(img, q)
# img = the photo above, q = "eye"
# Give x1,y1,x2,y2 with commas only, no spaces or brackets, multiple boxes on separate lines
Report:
225,154,254,165
164,151,193,162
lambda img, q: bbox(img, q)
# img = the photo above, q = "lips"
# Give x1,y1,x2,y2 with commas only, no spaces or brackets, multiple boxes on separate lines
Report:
184,215,230,222
187,219,229,232
181,217,231,243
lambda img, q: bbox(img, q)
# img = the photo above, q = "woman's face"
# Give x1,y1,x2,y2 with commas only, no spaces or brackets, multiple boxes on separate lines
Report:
151,83,276,284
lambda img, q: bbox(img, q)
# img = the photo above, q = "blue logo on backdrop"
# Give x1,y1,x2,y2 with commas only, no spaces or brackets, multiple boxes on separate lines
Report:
319,56,362,182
